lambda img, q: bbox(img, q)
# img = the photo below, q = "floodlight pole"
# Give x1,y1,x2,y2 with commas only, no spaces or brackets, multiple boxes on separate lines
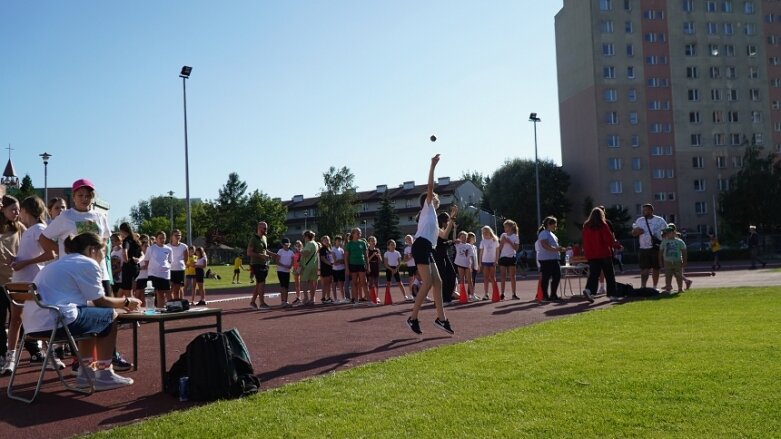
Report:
529,113,542,228
180,66,192,245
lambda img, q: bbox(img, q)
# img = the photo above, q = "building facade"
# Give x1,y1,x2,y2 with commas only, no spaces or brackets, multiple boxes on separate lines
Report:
556,0,781,234
280,178,483,242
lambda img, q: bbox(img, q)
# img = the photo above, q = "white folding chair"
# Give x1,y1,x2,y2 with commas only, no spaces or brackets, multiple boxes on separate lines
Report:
4,282,94,403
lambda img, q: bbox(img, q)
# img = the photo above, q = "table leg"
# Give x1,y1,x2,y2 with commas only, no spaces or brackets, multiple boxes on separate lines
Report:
132,321,138,371
159,321,166,388
217,313,222,332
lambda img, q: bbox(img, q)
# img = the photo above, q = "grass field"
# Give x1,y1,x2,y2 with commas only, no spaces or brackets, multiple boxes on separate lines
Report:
88,287,781,438
200,264,279,290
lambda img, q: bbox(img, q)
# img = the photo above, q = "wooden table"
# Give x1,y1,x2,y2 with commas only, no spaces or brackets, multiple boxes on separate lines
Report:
117,307,222,388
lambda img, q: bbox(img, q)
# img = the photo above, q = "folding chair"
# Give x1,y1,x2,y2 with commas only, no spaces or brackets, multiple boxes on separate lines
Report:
4,282,94,403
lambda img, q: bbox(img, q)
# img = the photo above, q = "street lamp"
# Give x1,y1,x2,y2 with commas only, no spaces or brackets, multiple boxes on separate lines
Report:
39,152,52,204
180,66,193,245
168,190,175,230
528,112,542,228
304,210,308,231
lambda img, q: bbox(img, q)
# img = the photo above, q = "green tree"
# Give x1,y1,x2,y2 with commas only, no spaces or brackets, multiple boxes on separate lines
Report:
130,195,187,230
605,205,631,239
455,207,480,236
138,216,172,237
373,194,401,250
9,174,36,199
317,166,358,238
486,158,571,238
720,146,781,233
243,189,288,247
461,170,491,210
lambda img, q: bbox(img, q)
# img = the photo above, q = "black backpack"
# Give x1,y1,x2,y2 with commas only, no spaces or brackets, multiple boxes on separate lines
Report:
165,329,260,401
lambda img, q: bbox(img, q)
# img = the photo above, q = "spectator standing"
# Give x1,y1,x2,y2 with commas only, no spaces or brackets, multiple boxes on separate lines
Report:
748,225,766,269
659,227,687,293
709,234,722,271
331,236,347,303
478,226,499,300
497,219,520,300
631,203,667,288
168,230,188,300
582,208,621,302
247,221,271,310
536,216,565,302
276,238,295,306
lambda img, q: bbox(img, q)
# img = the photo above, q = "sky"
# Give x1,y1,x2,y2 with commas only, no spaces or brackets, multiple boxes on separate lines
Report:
0,1,564,223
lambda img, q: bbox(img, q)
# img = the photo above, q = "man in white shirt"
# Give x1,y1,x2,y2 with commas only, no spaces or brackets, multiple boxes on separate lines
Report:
631,203,667,288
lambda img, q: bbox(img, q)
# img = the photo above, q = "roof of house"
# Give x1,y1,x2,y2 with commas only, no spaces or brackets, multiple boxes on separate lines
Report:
282,179,468,209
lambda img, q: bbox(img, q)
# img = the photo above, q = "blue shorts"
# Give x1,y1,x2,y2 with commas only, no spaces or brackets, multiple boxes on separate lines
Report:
68,306,115,337
482,262,495,268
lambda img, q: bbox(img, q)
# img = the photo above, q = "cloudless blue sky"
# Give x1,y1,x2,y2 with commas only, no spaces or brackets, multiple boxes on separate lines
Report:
1,1,563,224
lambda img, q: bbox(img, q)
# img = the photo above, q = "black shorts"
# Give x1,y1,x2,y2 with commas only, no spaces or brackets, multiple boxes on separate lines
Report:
411,237,434,265
407,265,417,276
499,256,517,267
321,265,333,277
385,268,401,282
170,270,185,285
195,268,205,283
251,264,269,282
135,278,148,290
638,248,661,270
120,263,139,290
332,269,345,282
233,268,240,274
278,271,290,290
348,264,366,273
368,264,380,279
149,276,171,291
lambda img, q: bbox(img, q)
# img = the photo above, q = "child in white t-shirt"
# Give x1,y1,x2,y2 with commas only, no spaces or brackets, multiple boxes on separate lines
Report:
497,220,520,300
453,231,476,301
468,232,479,293
110,234,125,295
383,239,410,301
479,226,500,300
402,235,420,297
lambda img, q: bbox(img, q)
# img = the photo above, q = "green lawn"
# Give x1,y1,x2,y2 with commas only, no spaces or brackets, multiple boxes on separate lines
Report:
201,264,279,290
88,287,780,438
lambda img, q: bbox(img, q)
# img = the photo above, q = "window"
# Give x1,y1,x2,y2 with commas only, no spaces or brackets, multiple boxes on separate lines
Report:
714,133,726,145
690,111,701,123
691,133,702,146
609,181,623,194
731,133,742,145
749,88,760,101
733,156,743,167
710,66,720,78
686,66,698,78
604,66,616,79
728,111,739,122
624,0,631,10
773,79,781,88
654,192,667,201
725,66,736,79
749,67,759,79
694,179,706,191
773,101,781,110
599,0,612,11
707,22,719,34
606,111,619,124
727,88,738,101
603,43,615,56
685,43,697,56
634,180,643,193
713,111,725,123
775,122,781,132
683,21,695,34
626,44,635,56
603,88,618,102
693,156,705,168
706,1,717,12
716,156,727,168
608,135,621,148
645,32,658,42
628,89,638,101
626,21,634,33
631,135,640,147
745,23,756,35
631,158,642,170
751,111,762,123
627,66,635,78
753,132,764,145
723,1,733,13
712,88,722,101
646,55,668,65
600,20,614,33
718,178,731,191
608,158,622,170
688,88,700,101
650,123,664,133
724,22,734,35
652,169,667,179
769,35,781,45
629,112,639,124
651,145,673,155
770,57,780,66
709,44,720,56
744,1,755,14
747,44,758,56
695,202,708,215
683,0,694,12
725,44,735,56
643,10,664,20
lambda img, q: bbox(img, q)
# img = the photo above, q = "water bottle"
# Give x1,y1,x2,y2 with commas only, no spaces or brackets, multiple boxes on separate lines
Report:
179,376,189,401
565,254,571,266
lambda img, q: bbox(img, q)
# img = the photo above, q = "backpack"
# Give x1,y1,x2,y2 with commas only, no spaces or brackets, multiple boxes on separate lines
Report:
165,329,260,401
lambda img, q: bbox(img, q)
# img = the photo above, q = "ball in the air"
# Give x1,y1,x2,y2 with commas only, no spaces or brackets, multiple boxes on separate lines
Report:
430,135,437,142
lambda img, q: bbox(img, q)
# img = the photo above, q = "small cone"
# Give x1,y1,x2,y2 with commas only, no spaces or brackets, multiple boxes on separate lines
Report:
384,284,393,305
535,279,544,302
370,286,378,304
459,282,468,304
491,281,501,302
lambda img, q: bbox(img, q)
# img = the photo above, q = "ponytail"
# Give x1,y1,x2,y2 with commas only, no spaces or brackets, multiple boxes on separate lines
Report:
63,232,104,255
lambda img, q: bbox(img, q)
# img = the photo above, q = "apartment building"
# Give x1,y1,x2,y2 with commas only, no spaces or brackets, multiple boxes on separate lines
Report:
280,178,483,242
556,0,781,234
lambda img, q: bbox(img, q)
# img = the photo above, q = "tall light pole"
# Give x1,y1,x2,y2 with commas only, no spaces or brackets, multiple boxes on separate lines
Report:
39,152,52,204
168,190,175,230
304,210,308,231
180,66,193,245
529,113,542,228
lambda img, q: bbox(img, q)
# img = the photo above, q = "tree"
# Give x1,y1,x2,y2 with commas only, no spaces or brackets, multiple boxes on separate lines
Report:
720,146,781,233
138,216,172,237
373,194,401,250
605,205,631,239
243,189,287,247
130,195,187,229
486,158,571,238
461,170,492,210
9,174,36,199
211,173,251,248
455,208,480,236
317,166,358,238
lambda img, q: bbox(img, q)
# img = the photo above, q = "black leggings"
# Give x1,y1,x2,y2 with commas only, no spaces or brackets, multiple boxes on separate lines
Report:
539,260,561,299
586,258,616,296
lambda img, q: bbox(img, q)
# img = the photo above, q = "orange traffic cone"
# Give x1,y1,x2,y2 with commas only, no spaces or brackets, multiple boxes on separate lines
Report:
370,286,378,304
384,284,393,305
459,282,468,304
535,279,544,302
491,281,501,302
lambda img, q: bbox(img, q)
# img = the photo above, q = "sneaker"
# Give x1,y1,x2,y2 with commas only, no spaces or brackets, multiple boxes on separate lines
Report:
70,358,80,373
258,303,272,311
1,351,15,376
112,353,133,372
94,368,134,391
511,295,520,300
607,296,622,302
500,293,505,300
468,294,479,302
583,288,594,303
280,301,291,308
433,318,454,335
249,301,258,309
46,356,66,371
29,351,45,364
443,301,454,307
75,365,96,388
291,298,301,305
597,286,606,295
406,317,422,334
482,295,490,301
685,279,693,290
550,296,565,302
196,300,206,306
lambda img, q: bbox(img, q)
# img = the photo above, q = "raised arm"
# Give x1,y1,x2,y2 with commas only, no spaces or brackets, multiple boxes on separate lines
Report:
426,154,440,204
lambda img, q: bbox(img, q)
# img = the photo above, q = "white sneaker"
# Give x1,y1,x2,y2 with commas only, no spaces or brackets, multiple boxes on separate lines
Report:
598,286,606,295
583,288,595,303
46,356,67,371
75,364,96,388
94,367,134,391
1,351,16,376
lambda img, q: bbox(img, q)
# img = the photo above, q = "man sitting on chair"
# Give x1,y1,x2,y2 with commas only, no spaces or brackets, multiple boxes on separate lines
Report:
21,232,142,391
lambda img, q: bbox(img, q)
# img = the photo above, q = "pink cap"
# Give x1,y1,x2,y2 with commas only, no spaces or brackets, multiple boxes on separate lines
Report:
71,178,95,192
